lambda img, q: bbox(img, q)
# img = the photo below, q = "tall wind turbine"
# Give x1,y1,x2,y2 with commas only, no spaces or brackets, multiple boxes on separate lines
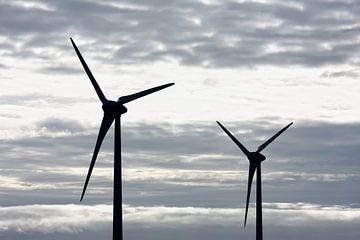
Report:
216,121,293,240
70,38,174,240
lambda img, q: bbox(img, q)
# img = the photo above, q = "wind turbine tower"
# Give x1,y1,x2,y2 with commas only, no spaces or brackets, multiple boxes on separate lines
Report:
217,121,293,240
71,38,174,240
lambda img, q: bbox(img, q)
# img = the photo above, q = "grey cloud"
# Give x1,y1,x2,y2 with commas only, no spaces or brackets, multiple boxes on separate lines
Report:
321,68,360,78
0,63,9,69
1,118,360,208
0,0,359,69
39,64,83,75
3,117,360,171
34,117,85,134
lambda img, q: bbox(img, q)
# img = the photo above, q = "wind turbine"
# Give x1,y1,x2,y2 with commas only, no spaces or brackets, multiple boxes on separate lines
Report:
70,38,174,240
216,121,293,240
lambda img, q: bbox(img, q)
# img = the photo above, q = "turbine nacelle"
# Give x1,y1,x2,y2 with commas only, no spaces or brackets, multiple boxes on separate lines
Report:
248,152,266,162
102,101,128,116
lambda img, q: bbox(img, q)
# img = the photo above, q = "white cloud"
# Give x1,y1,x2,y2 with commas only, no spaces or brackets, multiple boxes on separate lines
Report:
2,166,357,192
0,204,111,233
0,175,56,191
0,203,359,234
0,0,55,12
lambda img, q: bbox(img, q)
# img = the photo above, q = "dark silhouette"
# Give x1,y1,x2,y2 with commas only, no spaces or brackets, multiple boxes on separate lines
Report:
70,38,174,240
216,121,293,240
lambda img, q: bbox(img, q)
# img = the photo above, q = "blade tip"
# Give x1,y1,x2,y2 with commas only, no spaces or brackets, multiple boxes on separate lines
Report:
70,38,76,47
80,191,85,202
216,121,224,129
164,83,175,88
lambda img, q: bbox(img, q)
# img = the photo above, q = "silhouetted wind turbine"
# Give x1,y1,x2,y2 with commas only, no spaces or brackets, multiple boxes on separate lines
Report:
216,121,293,240
70,38,174,240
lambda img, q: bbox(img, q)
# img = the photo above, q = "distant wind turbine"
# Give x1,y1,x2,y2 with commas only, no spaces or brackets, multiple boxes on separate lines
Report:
216,121,293,240
70,38,174,240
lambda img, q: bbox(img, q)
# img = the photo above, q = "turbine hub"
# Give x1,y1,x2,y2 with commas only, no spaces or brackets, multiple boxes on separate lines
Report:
248,152,266,162
102,101,127,116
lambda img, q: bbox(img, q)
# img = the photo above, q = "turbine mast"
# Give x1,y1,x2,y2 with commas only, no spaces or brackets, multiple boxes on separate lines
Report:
113,115,122,240
256,163,263,240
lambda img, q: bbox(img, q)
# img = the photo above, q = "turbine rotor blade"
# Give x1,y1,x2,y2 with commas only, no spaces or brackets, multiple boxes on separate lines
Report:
80,113,115,201
216,121,250,157
118,83,174,104
244,161,257,227
256,122,293,153
70,38,107,103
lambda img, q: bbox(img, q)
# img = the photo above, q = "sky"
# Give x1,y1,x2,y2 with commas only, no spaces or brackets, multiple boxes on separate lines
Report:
0,0,360,239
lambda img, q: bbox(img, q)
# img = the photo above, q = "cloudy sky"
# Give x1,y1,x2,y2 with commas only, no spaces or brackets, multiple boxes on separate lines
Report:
0,0,360,239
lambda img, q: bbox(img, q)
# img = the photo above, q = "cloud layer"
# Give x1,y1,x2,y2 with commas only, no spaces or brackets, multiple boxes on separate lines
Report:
1,119,359,208
0,203,359,240
0,0,359,70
